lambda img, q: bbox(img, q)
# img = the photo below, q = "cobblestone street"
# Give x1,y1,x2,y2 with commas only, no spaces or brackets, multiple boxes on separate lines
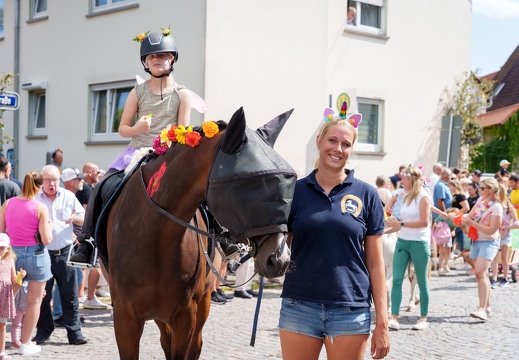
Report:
4,268,519,359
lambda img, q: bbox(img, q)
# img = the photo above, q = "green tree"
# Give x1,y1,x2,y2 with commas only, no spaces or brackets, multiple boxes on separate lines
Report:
442,71,494,169
0,72,15,146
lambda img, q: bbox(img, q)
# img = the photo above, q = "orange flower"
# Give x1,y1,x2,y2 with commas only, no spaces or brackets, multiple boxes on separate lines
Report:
202,121,219,138
468,226,478,241
138,33,146,40
185,131,202,147
167,125,178,142
453,214,463,227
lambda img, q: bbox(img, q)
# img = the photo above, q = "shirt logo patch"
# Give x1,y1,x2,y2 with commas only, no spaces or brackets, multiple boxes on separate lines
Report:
341,194,363,217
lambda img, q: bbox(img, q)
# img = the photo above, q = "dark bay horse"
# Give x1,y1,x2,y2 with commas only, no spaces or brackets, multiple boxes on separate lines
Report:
101,107,296,359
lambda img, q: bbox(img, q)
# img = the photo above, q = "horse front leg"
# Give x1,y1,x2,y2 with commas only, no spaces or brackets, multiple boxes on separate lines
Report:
113,304,145,360
155,320,173,360
188,291,212,359
406,261,420,312
170,302,197,360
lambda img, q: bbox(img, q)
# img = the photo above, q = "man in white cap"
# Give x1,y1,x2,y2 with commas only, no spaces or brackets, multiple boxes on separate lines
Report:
499,159,511,177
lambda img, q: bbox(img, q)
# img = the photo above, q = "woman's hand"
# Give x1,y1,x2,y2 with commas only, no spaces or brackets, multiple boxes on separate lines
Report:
371,323,390,359
460,214,471,227
385,218,401,231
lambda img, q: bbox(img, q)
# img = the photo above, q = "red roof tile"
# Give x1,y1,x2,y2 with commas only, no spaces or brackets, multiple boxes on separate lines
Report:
478,103,519,128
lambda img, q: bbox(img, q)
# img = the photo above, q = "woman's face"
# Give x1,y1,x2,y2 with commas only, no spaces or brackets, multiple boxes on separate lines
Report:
449,184,456,193
479,182,495,200
400,174,411,190
317,124,354,172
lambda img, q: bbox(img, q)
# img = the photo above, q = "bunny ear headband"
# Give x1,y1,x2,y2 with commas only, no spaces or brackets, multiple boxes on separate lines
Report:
323,101,362,128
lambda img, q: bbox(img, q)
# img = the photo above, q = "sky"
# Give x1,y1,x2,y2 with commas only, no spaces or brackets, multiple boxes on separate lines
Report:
471,0,519,76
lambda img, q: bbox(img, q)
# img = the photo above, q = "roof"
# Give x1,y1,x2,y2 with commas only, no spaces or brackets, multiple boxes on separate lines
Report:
478,72,497,82
478,103,519,128
487,45,519,111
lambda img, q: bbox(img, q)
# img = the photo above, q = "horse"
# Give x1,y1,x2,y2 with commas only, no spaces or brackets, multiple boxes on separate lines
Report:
98,107,296,359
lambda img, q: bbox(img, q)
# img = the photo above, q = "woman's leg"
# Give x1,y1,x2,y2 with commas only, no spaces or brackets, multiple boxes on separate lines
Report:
21,281,46,345
324,334,369,360
391,239,410,317
279,330,323,360
474,257,492,309
409,241,430,317
501,245,510,281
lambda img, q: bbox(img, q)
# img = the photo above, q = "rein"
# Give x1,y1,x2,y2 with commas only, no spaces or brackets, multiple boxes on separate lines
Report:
138,163,266,288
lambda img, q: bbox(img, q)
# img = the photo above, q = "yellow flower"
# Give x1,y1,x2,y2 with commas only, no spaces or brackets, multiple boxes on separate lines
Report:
175,125,192,144
160,125,173,146
201,121,219,138
138,33,146,40
161,26,171,36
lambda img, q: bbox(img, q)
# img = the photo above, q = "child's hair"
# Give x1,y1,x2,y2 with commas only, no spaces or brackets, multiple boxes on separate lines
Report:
0,246,15,261
22,171,43,199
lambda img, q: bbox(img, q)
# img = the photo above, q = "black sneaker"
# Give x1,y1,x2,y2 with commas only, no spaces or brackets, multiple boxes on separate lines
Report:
210,291,226,305
69,243,92,263
216,288,233,300
246,289,259,297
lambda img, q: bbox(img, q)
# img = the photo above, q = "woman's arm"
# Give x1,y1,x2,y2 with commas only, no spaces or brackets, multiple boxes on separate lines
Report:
365,234,390,359
0,202,7,233
430,205,448,218
177,89,192,127
37,204,53,246
383,195,397,213
458,199,470,214
118,88,151,138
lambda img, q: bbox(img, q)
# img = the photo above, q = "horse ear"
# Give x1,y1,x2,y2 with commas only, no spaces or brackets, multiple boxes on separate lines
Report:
256,109,294,147
221,107,247,154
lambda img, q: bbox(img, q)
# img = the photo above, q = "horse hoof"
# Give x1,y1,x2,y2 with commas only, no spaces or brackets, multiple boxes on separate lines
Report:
406,305,415,312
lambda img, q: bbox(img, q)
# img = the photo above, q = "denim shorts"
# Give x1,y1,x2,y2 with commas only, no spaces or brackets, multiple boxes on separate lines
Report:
12,245,52,282
500,233,512,247
278,297,371,338
469,240,499,261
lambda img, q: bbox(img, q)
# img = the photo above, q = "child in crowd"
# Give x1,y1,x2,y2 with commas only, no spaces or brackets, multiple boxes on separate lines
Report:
0,233,25,360
10,279,28,350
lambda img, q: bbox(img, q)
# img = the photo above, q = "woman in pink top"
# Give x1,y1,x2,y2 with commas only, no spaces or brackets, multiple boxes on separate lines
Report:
0,171,53,356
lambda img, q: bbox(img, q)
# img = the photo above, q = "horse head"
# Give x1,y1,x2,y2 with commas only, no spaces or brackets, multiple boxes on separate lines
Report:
207,107,296,278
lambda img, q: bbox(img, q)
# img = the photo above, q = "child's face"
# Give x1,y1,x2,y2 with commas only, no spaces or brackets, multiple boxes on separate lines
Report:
0,246,8,258
146,52,174,74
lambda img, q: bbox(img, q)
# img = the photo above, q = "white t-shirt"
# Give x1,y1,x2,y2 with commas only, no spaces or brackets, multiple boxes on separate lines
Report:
428,173,440,194
471,198,503,241
399,188,432,242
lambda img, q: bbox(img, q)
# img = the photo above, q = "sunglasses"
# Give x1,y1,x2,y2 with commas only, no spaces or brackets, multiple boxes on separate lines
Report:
480,186,491,190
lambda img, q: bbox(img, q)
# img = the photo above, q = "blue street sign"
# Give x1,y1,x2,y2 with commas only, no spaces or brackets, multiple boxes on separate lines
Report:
0,91,20,110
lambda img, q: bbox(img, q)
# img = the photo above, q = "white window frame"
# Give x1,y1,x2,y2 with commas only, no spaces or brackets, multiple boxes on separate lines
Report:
90,80,134,142
29,91,47,136
90,0,133,13
30,0,48,20
355,97,383,153
346,0,386,37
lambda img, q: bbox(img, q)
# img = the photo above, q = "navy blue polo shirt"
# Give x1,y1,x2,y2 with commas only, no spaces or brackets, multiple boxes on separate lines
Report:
281,169,385,307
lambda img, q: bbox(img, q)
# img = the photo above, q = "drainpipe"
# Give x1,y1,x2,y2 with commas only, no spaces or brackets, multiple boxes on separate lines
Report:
13,0,20,179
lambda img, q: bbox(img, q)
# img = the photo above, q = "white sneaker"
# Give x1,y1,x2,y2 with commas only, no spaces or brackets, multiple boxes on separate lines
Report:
444,265,451,273
19,342,41,355
486,307,492,318
438,268,446,276
411,318,428,330
78,295,87,304
470,308,488,321
96,288,111,298
83,296,108,310
388,318,400,330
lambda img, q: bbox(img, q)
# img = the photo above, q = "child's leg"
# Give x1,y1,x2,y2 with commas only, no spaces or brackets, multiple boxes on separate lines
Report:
501,245,510,280
0,320,6,353
10,310,24,346
491,249,499,281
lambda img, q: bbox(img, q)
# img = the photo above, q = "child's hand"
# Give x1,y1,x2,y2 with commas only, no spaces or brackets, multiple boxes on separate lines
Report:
135,115,152,134
16,269,26,285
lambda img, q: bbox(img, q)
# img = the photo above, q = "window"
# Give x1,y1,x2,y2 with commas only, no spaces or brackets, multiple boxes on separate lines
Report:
29,91,47,136
90,81,135,142
90,0,131,12
30,0,48,20
0,0,4,36
347,0,386,36
356,98,383,152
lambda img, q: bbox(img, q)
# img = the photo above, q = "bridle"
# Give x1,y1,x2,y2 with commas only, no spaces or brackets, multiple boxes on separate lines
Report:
138,162,287,287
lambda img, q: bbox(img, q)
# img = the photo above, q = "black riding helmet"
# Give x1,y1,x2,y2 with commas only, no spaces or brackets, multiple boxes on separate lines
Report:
140,31,178,77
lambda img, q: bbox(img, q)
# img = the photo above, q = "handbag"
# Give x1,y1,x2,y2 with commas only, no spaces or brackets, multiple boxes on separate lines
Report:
432,221,451,246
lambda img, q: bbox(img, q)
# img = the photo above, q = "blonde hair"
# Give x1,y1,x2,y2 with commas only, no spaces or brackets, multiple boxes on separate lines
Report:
0,246,16,261
402,166,423,206
22,171,43,199
314,120,358,169
481,178,508,207
448,180,464,195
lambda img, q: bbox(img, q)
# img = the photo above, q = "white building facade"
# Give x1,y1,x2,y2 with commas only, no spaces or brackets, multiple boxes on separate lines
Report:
0,0,472,183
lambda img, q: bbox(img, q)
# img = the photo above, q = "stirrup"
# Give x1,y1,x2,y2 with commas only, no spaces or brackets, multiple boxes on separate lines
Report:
67,238,98,269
